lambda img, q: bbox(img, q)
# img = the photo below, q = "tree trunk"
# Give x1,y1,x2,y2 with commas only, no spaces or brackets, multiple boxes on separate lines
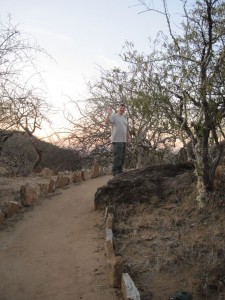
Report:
31,138,43,171
194,138,207,209
33,147,43,171
136,146,144,169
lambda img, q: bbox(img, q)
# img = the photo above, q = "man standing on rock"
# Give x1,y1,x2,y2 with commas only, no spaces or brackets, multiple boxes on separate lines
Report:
105,103,130,176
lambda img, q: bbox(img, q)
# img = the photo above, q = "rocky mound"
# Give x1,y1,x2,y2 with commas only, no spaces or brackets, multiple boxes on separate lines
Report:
94,163,225,299
94,163,196,210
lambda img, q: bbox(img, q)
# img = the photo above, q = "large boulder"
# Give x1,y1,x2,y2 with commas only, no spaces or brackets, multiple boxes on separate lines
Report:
94,163,196,210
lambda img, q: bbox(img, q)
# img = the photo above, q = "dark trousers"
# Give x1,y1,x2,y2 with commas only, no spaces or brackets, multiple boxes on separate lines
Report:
112,142,127,175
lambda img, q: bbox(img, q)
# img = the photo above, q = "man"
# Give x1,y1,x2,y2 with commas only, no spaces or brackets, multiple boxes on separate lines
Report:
105,103,130,176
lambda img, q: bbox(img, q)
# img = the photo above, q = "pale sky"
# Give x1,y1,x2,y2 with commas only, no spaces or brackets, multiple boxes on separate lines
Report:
1,0,192,139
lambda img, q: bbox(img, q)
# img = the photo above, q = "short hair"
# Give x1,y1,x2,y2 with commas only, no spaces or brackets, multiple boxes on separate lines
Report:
119,103,125,107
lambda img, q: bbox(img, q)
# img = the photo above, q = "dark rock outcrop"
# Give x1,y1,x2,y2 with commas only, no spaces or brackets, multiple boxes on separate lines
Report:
94,163,196,210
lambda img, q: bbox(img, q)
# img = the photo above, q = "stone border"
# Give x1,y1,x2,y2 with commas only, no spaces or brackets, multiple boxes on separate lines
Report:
0,170,140,298
0,176,59,226
0,165,111,227
104,206,141,300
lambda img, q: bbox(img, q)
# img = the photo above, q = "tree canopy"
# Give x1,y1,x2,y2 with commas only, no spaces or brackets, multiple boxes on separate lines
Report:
67,0,225,206
0,17,53,171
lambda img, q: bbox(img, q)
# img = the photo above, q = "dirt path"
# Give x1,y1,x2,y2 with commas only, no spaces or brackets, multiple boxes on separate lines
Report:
0,175,121,300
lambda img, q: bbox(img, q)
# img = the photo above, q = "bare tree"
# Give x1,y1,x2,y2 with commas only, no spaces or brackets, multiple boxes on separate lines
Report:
65,63,177,169
136,0,225,207
0,17,52,170
66,1,225,204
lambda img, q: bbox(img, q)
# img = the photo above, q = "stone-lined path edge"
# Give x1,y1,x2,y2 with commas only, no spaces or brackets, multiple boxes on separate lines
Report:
0,175,121,300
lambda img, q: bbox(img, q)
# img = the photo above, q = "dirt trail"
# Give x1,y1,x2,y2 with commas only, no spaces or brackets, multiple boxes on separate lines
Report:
0,175,121,300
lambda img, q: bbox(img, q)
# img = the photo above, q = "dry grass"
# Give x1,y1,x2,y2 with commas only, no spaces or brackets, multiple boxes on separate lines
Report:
113,191,225,299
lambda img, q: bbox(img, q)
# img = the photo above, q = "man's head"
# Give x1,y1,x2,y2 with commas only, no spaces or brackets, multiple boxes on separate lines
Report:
118,103,126,115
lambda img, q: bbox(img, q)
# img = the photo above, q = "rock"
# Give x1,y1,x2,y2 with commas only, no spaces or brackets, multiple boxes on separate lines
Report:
2,201,20,217
38,183,49,197
81,169,89,180
121,273,140,300
48,178,56,193
86,169,92,179
80,169,92,180
105,239,124,288
41,167,54,176
106,255,124,288
92,161,99,178
106,228,113,243
20,183,39,207
106,213,114,230
103,165,112,175
104,206,114,222
105,239,115,259
94,163,195,210
71,171,82,183
56,174,70,188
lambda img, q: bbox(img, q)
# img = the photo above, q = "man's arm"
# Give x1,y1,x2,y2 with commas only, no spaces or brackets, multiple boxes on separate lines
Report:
105,107,113,125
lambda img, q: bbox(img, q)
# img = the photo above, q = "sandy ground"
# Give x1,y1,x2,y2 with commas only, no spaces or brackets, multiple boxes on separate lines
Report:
0,175,121,300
